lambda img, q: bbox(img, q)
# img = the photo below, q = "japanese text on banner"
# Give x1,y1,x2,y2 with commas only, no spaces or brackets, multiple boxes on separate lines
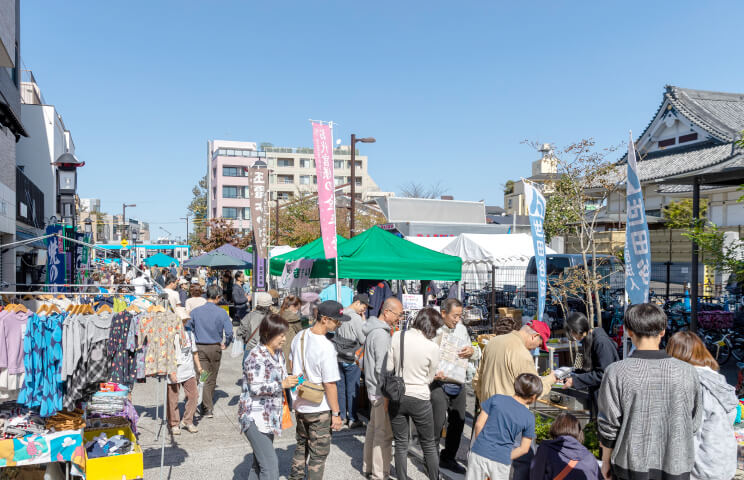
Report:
248,166,269,260
624,132,651,304
525,183,547,324
312,122,338,259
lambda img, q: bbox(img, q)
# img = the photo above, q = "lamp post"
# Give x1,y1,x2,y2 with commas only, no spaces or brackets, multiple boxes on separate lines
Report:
350,134,375,237
180,215,191,246
121,204,136,241
52,152,84,283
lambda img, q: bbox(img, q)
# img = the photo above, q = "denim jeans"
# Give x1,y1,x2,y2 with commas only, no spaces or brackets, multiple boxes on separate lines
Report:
389,395,439,480
244,421,278,480
336,362,362,422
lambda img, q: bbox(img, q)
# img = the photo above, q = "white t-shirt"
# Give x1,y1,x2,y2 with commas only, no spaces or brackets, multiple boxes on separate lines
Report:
290,329,340,413
163,288,181,310
169,331,198,384
132,276,149,295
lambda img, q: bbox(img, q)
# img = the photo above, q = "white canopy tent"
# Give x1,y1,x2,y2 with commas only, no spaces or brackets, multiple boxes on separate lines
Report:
440,233,556,289
269,245,296,258
404,236,456,252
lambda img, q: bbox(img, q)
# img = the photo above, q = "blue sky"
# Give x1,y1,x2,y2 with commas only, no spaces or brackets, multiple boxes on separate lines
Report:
20,1,744,240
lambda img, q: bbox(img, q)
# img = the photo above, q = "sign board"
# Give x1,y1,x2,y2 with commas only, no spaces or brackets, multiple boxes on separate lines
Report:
280,259,314,289
120,239,129,249
401,293,423,311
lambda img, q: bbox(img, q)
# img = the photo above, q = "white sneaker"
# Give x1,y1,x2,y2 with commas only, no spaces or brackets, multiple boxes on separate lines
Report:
171,426,181,435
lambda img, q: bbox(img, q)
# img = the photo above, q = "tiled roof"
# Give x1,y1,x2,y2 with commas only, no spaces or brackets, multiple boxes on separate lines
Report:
666,86,744,142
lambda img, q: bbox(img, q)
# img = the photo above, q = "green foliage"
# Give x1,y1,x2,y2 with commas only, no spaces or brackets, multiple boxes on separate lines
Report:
533,414,600,459
504,180,515,195
187,175,208,248
544,175,582,242
685,224,744,282
663,198,708,229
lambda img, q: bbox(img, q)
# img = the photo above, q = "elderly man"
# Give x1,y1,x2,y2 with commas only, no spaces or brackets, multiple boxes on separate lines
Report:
362,297,403,480
474,319,556,480
431,298,480,474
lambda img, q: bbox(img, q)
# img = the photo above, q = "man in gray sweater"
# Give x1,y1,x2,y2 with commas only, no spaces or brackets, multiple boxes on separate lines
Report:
362,297,403,480
598,303,702,480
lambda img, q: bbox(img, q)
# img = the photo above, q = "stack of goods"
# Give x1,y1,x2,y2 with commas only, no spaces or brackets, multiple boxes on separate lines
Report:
45,409,85,432
85,431,132,459
86,384,139,435
0,403,45,439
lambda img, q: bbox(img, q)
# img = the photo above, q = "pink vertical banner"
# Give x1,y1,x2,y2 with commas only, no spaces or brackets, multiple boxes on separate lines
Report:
312,122,338,258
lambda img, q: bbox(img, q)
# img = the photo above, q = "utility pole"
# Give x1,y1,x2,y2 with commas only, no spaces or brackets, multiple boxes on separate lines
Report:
274,195,280,246
181,215,190,244
122,203,136,241
349,135,375,237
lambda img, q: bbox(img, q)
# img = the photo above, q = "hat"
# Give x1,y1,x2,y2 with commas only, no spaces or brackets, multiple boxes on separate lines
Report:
353,293,370,306
527,320,551,351
178,277,188,285
255,292,273,307
318,300,351,322
191,278,200,285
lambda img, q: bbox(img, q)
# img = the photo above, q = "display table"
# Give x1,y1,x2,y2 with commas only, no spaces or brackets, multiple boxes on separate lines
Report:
0,429,85,476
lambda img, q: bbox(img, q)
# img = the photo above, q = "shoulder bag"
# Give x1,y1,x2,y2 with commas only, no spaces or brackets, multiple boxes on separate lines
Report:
382,329,406,403
296,330,326,404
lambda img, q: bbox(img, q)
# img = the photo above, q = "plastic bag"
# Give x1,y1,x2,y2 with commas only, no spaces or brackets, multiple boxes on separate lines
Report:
231,337,244,358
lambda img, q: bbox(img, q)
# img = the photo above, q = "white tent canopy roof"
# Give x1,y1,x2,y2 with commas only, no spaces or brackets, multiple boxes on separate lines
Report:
404,236,456,252
441,233,555,267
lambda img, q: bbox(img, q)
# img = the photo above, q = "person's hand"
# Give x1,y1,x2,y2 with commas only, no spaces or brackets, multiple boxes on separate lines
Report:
562,376,573,389
544,372,557,386
331,415,343,431
458,346,474,359
601,460,612,479
434,371,446,381
169,373,177,383
282,375,299,389
220,343,226,350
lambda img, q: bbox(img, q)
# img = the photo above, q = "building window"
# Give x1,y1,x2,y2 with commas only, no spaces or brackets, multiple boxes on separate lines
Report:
299,175,312,185
334,176,344,186
222,207,239,219
355,176,362,186
679,132,698,144
355,160,362,169
658,138,676,148
222,186,244,198
243,208,251,220
277,192,293,201
334,160,345,169
223,167,240,177
277,158,294,167
278,175,294,184
313,175,317,184
299,158,312,168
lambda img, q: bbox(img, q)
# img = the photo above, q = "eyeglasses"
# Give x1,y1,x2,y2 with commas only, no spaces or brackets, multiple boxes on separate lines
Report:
385,309,405,319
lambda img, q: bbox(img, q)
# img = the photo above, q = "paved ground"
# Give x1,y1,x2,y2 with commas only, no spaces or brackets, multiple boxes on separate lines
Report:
132,348,475,480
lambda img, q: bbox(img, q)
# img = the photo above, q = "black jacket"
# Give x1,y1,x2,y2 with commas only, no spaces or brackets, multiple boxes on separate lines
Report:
571,327,619,391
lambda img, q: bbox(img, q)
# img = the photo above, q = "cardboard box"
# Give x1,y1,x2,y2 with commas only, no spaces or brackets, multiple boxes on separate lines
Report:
498,307,523,324
84,426,143,480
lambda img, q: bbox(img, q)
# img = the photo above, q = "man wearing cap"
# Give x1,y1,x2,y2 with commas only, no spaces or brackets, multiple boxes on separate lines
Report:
473,319,556,480
332,293,369,429
177,277,189,307
238,292,273,354
289,300,347,480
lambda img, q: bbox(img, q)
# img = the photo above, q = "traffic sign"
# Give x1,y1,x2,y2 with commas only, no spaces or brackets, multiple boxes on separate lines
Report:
120,239,129,249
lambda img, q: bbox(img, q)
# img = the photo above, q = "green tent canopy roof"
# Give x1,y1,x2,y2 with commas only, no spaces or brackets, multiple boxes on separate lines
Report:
270,227,462,281
269,235,347,277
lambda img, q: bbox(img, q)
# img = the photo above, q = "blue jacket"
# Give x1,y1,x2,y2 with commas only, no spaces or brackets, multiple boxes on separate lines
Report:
530,436,602,480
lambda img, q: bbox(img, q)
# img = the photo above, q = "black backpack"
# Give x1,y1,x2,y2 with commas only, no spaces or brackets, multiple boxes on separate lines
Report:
382,329,406,403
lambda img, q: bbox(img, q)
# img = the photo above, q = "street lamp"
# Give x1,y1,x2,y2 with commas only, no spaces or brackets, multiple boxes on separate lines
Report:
122,203,136,241
52,152,85,283
350,134,375,236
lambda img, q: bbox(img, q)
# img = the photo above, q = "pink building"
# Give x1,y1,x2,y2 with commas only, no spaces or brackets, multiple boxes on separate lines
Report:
207,140,265,235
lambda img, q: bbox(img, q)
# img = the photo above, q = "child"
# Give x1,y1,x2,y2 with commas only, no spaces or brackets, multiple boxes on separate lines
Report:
529,413,602,480
467,373,543,480
167,307,202,435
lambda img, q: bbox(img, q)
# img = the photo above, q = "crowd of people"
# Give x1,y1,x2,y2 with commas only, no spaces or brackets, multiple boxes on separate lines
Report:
98,266,739,480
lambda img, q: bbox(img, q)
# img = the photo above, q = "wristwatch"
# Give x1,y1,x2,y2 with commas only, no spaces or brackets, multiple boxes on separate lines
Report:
332,411,341,417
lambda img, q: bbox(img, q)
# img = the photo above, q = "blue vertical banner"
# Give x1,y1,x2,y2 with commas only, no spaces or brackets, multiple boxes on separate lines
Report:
625,132,651,304
525,182,547,323
45,225,65,288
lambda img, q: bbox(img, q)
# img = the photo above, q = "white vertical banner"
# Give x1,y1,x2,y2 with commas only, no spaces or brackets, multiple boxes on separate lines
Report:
524,182,547,324
624,131,651,305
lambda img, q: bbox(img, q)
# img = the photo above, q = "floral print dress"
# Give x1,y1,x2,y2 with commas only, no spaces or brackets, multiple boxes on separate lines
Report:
238,345,287,435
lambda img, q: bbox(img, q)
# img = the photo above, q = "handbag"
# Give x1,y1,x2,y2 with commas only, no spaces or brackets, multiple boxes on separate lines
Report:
296,331,326,404
382,329,406,403
281,391,294,429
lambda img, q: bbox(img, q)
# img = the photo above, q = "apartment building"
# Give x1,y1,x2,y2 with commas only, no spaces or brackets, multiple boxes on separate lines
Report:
206,139,381,233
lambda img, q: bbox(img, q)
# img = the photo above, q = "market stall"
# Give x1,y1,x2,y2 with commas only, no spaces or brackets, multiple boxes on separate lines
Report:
143,252,179,267
269,234,348,277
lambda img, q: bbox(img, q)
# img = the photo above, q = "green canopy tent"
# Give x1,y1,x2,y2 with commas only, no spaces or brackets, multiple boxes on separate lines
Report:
270,227,462,281
269,235,348,277
143,253,179,267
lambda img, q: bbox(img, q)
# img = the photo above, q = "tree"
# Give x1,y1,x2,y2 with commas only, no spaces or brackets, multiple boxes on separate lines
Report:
663,198,709,229
537,139,621,327
192,217,252,253
399,181,448,199
187,175,208,247
503,180,515,195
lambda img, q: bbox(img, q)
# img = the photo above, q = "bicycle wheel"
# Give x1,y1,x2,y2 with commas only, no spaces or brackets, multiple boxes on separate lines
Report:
732,342,744,362
706,335,731,365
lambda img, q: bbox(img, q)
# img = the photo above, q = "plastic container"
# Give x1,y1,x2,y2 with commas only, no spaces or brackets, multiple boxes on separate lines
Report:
84,426,143,480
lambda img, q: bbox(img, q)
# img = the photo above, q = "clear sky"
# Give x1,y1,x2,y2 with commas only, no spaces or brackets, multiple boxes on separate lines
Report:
20,1,744,241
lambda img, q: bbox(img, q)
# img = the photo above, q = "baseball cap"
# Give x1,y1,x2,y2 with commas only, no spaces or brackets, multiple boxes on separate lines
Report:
255,292,273,307
178,278,188,285
318,300,351,322
527,320,551,351
353,293,370,306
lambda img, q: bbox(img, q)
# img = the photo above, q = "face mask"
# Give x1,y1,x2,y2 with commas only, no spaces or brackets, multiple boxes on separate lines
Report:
531,347,540,356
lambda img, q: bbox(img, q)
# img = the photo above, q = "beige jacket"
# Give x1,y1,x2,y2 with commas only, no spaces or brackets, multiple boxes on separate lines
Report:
386,328,440,400
473,330,552,401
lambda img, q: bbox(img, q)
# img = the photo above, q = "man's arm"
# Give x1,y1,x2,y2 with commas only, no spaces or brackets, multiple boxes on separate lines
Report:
511,437,532,459
513,350,555,397
324,382,343,430
222,312,234,346
472,410,488,441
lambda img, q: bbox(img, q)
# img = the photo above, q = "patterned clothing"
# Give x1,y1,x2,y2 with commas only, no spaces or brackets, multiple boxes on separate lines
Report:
18,313,64,418
63,314,112,410
107,312,136,386
238,344,287,435
139,312,184,377
290,412,332,480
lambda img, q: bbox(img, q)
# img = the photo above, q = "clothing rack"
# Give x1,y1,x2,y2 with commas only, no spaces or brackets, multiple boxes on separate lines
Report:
0,287,171,479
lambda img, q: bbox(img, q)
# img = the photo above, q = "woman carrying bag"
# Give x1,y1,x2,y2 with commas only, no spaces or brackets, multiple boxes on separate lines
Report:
238,314,299,480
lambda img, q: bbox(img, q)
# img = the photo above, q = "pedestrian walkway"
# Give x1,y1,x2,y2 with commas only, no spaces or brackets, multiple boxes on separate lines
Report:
133,347,465,479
